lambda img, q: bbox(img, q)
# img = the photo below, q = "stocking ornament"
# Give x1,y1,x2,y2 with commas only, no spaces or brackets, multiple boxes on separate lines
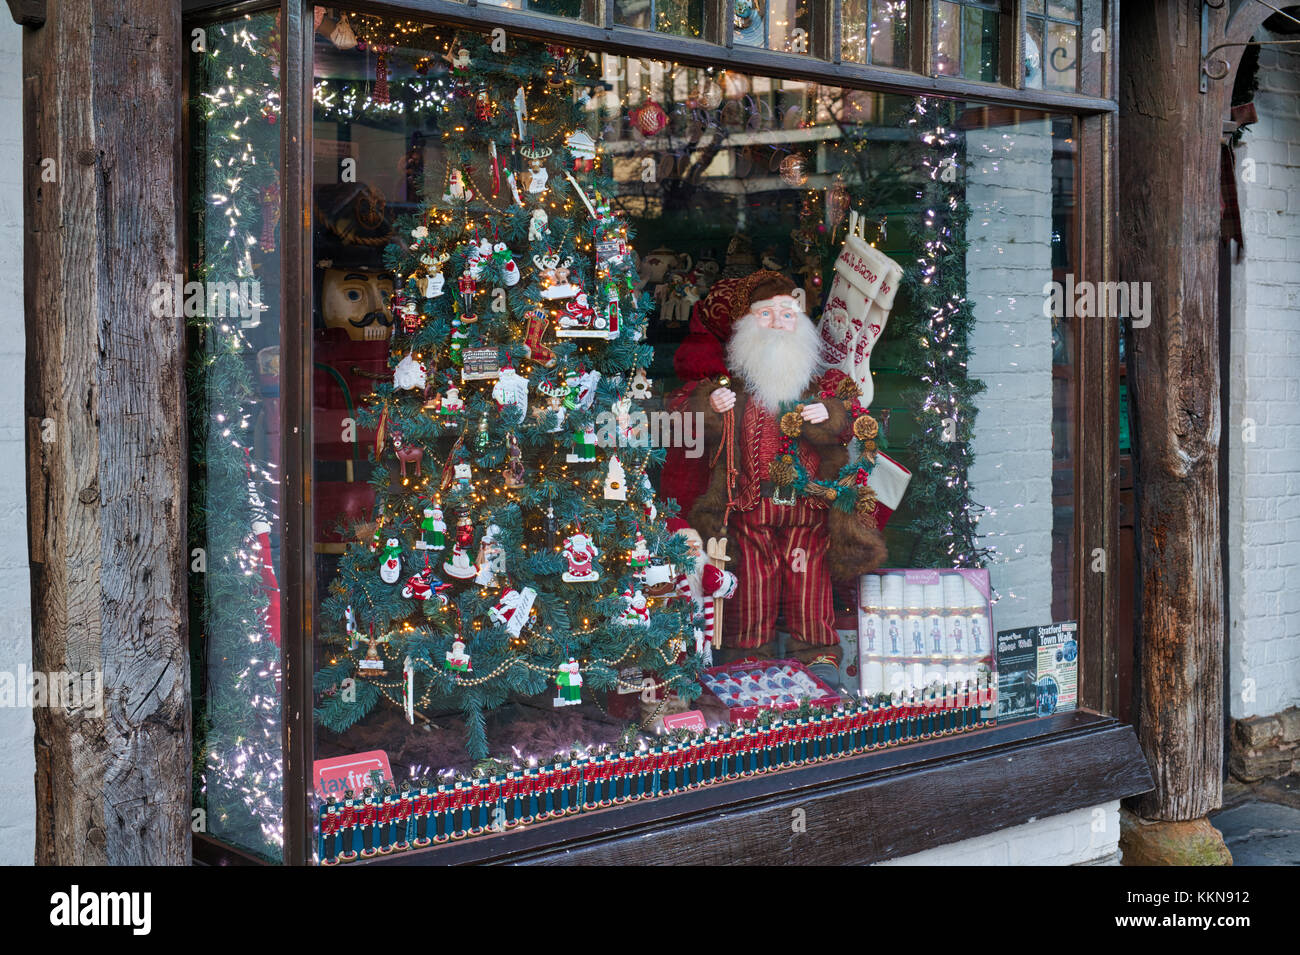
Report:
816,212,904,408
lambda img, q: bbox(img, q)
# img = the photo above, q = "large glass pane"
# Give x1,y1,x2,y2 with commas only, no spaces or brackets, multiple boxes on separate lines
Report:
188,10,284,863
308,8,1079,862
1044,20,1078,92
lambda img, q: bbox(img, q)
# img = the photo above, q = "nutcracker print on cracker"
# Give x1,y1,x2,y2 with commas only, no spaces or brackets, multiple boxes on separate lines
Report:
685,270,899,687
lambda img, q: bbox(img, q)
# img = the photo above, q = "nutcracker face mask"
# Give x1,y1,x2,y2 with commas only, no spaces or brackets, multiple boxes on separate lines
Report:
321,269,395,341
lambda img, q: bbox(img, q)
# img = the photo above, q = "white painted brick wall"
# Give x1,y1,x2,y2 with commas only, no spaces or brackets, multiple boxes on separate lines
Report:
964,121,1056,631
0,18,32,865
1227,32,1300,721
877,801,1121,865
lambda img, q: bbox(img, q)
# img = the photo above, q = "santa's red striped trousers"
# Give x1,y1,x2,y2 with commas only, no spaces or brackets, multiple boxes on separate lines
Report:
723,497,837,649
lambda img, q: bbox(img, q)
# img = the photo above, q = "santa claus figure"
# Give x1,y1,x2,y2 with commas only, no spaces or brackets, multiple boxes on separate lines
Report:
671,524,738,656
688,271,887,682
561,532,600,582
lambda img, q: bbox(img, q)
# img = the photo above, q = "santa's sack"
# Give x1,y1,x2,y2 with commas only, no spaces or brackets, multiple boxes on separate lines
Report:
817,226,903,408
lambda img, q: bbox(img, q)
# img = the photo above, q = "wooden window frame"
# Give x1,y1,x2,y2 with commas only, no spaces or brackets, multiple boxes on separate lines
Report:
183,0,1144,866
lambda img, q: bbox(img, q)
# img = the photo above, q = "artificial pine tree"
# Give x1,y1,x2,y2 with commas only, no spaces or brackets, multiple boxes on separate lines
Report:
314,37,702,760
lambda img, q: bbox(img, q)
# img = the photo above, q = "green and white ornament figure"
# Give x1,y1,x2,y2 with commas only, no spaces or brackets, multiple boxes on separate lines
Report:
553,658,582,707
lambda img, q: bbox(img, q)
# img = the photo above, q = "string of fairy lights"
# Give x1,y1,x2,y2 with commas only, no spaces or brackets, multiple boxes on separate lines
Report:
191,13,285,856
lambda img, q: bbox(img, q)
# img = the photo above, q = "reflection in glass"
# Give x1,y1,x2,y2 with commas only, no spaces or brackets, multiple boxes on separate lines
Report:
188,11,284,863
1045,21,1078,92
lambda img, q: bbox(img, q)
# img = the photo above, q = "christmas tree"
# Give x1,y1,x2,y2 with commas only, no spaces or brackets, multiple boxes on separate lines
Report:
314,38,702,760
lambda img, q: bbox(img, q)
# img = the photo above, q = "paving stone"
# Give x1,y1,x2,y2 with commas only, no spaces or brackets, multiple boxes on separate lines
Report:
1210,801,1300,866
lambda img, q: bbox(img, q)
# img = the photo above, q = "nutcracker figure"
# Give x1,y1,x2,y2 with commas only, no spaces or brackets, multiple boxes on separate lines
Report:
338,790,358,861
432,782,450,843
413,778,433,847
583,756,601,810
319,797,339,865
470,778,489,835
450,781,469,839
358,786,378,858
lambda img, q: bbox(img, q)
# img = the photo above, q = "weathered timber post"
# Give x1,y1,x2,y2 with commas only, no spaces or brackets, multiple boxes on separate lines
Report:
1117,0,1271,865
20,0,189,864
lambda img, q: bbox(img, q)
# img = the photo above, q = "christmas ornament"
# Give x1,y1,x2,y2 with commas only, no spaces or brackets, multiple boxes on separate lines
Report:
491,242,521,286
373,45,391,104
603,455,627,500
630,529,650,577
630,99,668,136
491,364,529,417
522,307,556,367
418,251,449,298
402,557,449,603
619,588,651,627
535,253,580,300
528,208,549,241
344,604,358,649
415,505,447,551
816,212,904,407
628,368,652,400
557,291,600,332
560,532,600,582
520,145,552,195
329,13,357,49
575,368,601,410
359,627,388,675
403,656,415,725
566,426,597,464
513,86,528,139
442,537,478,580
489,585,537,637
779,153,808,186
475,524,505,586
393,352,427,393
553,658,583,706
379,538,402,584
444,637,471,672
504,434,525,488
536,377,569,432
443,168,474,203
565,129,597,171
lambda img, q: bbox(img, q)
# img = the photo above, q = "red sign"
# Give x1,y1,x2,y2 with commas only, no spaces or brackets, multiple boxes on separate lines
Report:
314,750,393,799
662,710,707,733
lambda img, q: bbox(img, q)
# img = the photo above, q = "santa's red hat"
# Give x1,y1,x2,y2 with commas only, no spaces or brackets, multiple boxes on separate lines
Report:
696,270,796,344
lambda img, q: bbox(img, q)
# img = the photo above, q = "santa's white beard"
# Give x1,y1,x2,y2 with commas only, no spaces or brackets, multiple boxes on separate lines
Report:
727,312,824,412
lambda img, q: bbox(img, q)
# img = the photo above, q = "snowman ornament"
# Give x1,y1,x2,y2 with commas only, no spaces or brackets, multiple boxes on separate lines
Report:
379,538,402,584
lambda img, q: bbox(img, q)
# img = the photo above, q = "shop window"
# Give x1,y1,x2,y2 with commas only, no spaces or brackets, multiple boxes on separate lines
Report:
841,0,911,68
1025,0,1080,92
932,0,1004,83
187,10,285,863
293,6,1081,863
615,0,708,39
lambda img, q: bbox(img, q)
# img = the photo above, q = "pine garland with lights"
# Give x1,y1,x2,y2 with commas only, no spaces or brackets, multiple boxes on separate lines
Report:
314,35,704,761
892,98,993,568
186,12,284,860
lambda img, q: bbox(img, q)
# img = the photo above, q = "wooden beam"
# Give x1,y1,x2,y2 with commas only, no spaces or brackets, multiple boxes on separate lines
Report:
24,0,189,864
6,0,45,28
1118,0,1231,822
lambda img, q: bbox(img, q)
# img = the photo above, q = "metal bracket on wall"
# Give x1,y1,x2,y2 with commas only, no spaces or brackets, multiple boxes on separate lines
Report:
1202,0,1300,92
6,0,45,28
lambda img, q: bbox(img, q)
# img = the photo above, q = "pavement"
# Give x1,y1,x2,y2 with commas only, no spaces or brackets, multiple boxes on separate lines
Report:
1210,773,1300,865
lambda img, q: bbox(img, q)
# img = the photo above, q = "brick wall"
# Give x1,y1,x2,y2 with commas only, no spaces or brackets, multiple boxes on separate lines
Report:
0,18,33,865
1226,31,1300,729
877,801,1122,865
964,120,1056,631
